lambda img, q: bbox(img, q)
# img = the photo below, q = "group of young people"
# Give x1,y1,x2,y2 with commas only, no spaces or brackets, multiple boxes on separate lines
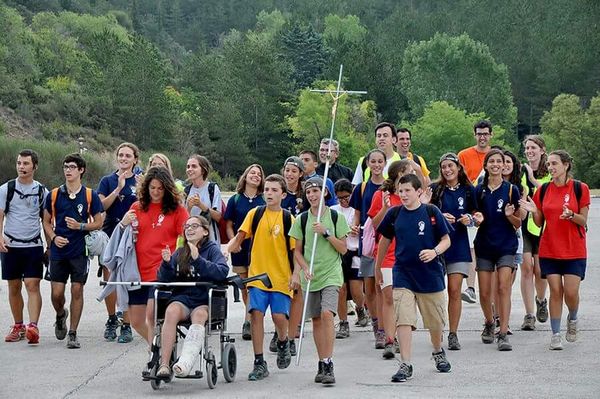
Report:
0,118,590,385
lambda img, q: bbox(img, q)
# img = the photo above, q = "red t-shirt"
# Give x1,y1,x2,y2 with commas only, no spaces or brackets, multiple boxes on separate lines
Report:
532,180,590,259
131,201,189,281
368,190,402,268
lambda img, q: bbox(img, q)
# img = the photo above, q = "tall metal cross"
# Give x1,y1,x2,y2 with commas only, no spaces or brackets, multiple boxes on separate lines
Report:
296,65,366,365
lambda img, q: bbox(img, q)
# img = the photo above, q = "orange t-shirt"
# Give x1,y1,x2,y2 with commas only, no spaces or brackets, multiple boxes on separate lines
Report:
458,146,488,183
367,190,402,268
131,201,189,281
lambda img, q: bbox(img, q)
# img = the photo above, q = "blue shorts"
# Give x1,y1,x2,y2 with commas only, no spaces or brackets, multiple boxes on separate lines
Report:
1,246,44,280
128,286,155,305
540,258,586,281
248,287,291,317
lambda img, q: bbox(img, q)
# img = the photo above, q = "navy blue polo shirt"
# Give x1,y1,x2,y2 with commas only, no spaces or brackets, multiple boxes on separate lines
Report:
97,172,139,236
281,192,303,216
349,180,381,226
474,181,520,259
45,186,104,260
431,183,476,263
378,204,450,293
224,193,266,266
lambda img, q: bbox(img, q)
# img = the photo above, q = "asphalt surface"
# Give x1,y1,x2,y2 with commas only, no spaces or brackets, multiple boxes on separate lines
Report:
1,199,599,398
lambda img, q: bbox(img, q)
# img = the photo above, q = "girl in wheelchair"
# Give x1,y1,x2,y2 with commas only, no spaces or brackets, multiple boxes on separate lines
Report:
155,215,229,378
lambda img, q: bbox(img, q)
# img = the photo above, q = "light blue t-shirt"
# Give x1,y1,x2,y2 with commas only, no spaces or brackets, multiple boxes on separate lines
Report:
187,182,222,243
0,179,47,248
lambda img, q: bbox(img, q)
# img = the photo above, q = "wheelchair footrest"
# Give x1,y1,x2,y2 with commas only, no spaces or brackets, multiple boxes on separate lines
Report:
175,370,203,379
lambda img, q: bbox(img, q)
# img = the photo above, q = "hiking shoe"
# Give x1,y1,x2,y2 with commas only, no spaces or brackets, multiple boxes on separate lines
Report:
66,331,80,349
117,324,133,343
497,333,512,351
355,307,369,327
461,287,477,304
55,309,68,341
536,297,548,323
347,301,356,316
382,342,395,359
448,332,461,351
394,337,400,353
321,361,336,384
242,320,252,341
104,316,118,341
481,321,495,344
26,323,40,344
550,333,563,350
432,348,451,372
314,361,325,383
5,324,25,342
391,362,413,382
375,330,386,349
248,360,269,381
115,311,124,325
269,332,278,353
336,321,350,339
289,340,296,356
276,340,291,369
566,318,578,342
521,314,536,331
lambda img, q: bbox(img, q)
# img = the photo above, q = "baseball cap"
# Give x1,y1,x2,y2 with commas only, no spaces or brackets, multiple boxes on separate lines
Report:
304,176,331,199
439,152,460,166
284,156,305,172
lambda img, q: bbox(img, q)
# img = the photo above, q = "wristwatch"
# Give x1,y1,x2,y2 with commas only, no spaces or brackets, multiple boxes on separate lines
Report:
322,229,332,239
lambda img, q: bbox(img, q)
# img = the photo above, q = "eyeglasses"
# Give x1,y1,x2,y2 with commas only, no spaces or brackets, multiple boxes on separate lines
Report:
184,223,203,230
63,164,79,170
337,195,351,201
475,132,491,137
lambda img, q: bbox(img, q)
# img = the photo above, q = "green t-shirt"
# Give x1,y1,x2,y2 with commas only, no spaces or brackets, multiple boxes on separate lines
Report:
289,207,350,292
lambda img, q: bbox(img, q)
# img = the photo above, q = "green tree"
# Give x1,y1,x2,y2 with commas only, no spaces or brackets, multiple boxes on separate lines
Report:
540,94,600,187
402,33,517,131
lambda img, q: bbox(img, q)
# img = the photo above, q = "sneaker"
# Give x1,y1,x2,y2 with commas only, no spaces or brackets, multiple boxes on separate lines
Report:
289,340,297,356
55,309,68,341
355,307,369,327
394,337,400,353
248,360,269,381
497,333,512,351
276,340,291,369
521,314,536,331
432,348,451,372
242,320,252,341
5,324,25,342
375,330,386,349
26,323,40,344
391,362,413,383
566,318,578,343
117,324,133,343
549,333,563,350
115,311,124,325
448,332,461,351
314,361,325,383
536,297,548,323
321,361,336,384
66,331,81,349
269,332,278,353
382,342,395,359
481,321,495,344
336,321,350,339
104,316,118,341
461,287,477,304
156,364,171,379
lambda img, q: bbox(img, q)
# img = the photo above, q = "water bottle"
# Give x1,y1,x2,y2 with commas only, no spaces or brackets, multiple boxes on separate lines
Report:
131,218,139,243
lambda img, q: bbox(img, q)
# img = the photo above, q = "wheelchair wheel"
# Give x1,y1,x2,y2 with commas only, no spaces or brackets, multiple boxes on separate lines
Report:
150,365,162,390
222,343,236,382
206,351,218,389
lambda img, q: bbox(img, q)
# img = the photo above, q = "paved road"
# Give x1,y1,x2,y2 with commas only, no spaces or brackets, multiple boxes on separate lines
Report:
1,199,599,398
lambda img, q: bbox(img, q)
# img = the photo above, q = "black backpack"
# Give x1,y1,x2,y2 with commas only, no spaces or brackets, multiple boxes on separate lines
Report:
248,206,294,271
539,180,587,237
299,208,339,254
3,179,46,244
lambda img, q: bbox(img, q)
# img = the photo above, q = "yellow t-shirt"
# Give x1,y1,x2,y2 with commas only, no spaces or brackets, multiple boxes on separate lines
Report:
239,207,295,296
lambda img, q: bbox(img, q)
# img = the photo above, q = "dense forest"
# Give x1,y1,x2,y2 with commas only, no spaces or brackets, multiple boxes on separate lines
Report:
1,0,599,185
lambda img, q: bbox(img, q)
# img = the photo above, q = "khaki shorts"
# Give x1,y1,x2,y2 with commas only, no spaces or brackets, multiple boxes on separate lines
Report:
379,267,393,289
393,288,447,331
232,265,249,275
307,286,339,319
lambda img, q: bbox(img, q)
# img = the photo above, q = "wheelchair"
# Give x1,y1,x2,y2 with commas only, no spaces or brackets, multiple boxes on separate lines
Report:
140,273,271,390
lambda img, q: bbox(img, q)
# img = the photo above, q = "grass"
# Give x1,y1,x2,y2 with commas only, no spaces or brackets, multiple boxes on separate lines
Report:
591,189,600,197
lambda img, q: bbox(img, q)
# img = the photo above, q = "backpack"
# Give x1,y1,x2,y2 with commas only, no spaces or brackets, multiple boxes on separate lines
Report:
538,180,587,237
248,205,294,271
299,208,339,254
361,216,376,257
51,185,92,226
3,179,46,244
185,182,229,244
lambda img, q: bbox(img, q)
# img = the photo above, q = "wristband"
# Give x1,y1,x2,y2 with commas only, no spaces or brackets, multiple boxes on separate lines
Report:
433,247,440,256
52,236,57,244
567,211,575,220
80,223,84,231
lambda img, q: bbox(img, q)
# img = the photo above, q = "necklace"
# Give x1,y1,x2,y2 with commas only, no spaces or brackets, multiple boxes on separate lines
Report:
448,182,460,191
67,186,82,200
264,210,280,236
243,191,258,203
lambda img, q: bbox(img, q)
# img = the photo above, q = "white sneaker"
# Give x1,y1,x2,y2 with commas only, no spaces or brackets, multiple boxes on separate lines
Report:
549,333,563,350
566,319,578,342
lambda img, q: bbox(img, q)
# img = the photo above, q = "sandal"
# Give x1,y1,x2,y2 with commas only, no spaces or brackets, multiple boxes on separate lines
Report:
156,364,171,379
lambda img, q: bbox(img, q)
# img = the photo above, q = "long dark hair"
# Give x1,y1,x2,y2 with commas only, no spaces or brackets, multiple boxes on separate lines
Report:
236,164,265,195
431,154,472,207
138,166,181,214
503,150,523,194
176,216,210,277
380,160,411,194
481,149,505,190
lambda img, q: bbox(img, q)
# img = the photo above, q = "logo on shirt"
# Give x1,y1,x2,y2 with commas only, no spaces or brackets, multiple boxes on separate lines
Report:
272,224,281,236
77,203,84,215
130,185,136,195
497,199,504,212
564,194,570,204
418,220,425,235
153,214,165,229
458,197,464,210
